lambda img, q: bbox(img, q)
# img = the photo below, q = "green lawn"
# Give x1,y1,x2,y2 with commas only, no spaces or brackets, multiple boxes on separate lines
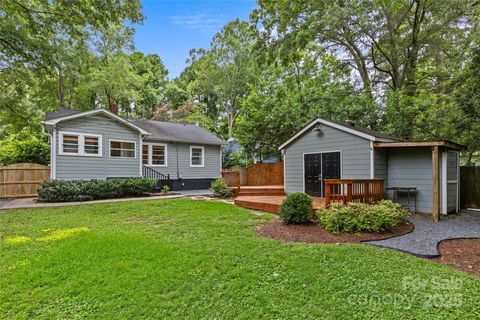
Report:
0,199,478,319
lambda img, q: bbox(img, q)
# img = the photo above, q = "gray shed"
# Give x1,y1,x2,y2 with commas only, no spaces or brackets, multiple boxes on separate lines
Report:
278,118,463,217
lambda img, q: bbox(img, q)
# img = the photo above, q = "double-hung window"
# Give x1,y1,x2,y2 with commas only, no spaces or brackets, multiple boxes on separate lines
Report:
59,132,102,157
142,143,167,166
110,140,136,158
190,146,204,167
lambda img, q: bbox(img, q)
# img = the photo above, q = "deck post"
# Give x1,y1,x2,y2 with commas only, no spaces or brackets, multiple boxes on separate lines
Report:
432,146,440,222
325,181,331,208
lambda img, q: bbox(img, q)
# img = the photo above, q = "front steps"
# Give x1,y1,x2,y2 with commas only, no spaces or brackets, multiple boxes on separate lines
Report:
233,185,285,197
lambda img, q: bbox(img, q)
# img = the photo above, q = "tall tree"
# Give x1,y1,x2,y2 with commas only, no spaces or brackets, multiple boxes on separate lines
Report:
0,0,143,132
189,19,257,137
254,0,477,138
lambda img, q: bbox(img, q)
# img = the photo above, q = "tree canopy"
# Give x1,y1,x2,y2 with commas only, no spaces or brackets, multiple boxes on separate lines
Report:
1,0,479,164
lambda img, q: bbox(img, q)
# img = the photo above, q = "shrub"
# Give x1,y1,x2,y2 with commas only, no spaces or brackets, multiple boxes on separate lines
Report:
38,178,156,202
116,178,156,196
162,185,170,193
318,200,410,233
280,192,313,224
0,134,50,165
210,178,232,198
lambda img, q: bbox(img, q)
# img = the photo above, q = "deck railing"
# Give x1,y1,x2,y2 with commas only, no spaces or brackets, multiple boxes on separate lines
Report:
325,179,384,208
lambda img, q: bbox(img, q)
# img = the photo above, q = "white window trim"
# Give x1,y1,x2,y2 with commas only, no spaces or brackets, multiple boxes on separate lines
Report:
143,143,168,167
190,145,205,167
109,139,137,159
58,131,102,157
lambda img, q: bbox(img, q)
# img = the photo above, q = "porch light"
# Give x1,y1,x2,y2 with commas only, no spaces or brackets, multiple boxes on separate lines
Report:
313,123,322,133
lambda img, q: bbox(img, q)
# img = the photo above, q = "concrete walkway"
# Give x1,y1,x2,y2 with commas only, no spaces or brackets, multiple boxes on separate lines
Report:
365,211,480,257
0,189,213,211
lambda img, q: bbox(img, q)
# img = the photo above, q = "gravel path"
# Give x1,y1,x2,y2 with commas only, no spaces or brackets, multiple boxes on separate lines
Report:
365,211,480,257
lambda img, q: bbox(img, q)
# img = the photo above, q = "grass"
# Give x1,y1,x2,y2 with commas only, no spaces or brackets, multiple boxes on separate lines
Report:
0,199,479,319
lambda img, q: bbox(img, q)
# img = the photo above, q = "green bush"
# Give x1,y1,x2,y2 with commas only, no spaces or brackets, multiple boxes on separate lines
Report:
280,192,313,224
161,185,170,193
0,134,50,165
38,178,156,202
318,200,410,233
210,178,233,198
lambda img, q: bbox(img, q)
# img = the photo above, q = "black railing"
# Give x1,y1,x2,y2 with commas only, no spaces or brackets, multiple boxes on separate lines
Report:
142,165,170,181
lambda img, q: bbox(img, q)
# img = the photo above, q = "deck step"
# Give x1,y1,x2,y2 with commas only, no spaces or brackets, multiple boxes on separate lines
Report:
236,185,285,197
238,190,285,196
235,196,324,214
235,196,284,214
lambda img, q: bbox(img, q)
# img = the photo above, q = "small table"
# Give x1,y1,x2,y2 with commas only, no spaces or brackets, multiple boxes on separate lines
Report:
385,187,417,213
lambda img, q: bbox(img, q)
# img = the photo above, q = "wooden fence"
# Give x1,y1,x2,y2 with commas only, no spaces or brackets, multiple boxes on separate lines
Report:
246,162,284,186
0,163,50,198
222,166,248,185
460,166,480,209
222,162,284,187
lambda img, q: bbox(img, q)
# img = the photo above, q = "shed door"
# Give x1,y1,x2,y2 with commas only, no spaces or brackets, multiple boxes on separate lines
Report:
304,153,322,197
304,152,341,197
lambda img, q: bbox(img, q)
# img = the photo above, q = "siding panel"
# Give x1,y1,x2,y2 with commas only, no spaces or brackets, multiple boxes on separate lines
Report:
283,125,371,194
56,114,140,179
144,139,221,179
387,148,432,213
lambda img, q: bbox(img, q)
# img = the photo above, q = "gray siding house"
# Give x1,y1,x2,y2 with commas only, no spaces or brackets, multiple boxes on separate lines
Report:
279,118,463,215
42,108,226,190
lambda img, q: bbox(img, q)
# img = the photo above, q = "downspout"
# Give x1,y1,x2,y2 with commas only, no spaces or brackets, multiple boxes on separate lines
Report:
52,126,56,179
175,143,180,180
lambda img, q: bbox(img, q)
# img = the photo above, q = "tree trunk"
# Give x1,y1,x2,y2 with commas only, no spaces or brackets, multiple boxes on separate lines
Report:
58,68,65,106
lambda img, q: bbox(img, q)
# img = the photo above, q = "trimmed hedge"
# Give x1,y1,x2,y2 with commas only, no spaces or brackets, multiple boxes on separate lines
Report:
318,200,410,233
38,178,156,202
280,192,313,224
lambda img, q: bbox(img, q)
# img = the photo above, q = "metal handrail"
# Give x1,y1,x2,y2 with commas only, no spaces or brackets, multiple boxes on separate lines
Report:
142,165,170,181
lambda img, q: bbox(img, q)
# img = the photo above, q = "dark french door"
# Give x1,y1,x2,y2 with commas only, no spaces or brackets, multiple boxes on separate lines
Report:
304,152,341,197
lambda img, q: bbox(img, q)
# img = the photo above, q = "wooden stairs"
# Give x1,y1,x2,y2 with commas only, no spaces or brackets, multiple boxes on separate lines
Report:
233,185,324,214
235,185,285,196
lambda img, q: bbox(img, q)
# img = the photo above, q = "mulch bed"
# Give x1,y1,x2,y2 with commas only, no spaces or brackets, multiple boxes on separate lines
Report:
433,239,480,276
256,220,413,243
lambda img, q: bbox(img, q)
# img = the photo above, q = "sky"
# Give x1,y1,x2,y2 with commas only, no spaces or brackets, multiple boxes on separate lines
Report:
134,0,257,79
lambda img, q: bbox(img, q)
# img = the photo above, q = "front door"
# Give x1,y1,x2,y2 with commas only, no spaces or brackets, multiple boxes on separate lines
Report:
304,152,341,197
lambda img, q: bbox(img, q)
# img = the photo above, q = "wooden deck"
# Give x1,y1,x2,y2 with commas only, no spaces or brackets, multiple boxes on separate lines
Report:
235,195,325,214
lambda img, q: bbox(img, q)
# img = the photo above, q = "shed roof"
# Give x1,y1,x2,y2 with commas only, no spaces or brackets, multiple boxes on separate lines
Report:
278,118,401,150
373,141,465,151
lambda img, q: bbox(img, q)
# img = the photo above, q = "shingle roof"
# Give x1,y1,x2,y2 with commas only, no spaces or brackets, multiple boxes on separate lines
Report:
328,120,403,141
44,108,226,145
45,107,82,121
129,118,226,145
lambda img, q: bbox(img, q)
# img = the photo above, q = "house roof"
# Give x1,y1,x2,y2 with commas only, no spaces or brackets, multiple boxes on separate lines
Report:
43,108,226,145
45,107,83,121
129,118,226,145
43,108,150,135
278,118,402,150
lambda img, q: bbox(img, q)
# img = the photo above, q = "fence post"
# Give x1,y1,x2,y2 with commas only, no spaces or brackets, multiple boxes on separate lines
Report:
0,166,3,198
